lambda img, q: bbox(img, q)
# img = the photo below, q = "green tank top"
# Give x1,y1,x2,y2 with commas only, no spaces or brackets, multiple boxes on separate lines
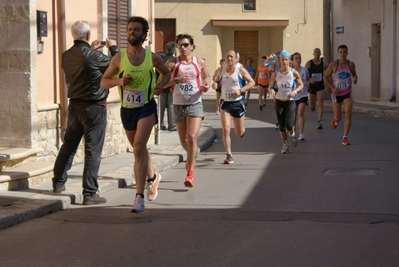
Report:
118,48,155,108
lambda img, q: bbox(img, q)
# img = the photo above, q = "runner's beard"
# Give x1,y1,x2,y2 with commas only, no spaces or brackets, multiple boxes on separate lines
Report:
128,36,143,46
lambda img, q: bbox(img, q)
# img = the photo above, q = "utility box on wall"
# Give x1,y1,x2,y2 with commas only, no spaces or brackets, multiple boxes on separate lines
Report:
37,10,47,37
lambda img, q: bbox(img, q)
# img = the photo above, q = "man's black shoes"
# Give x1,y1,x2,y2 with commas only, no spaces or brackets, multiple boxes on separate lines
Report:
53,185,66,193
83,194,107,205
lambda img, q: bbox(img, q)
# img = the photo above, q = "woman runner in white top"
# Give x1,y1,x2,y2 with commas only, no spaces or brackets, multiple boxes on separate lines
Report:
268,50,304,154
291,52,309,141
213,49,255,164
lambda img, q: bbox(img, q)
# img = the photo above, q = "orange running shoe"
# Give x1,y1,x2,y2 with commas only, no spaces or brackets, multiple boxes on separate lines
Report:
147,172,161,201
331,119,338,129
342,137,351,146
184,171,194,188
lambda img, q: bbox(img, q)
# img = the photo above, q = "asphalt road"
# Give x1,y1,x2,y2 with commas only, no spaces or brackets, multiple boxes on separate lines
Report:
1,96,399,267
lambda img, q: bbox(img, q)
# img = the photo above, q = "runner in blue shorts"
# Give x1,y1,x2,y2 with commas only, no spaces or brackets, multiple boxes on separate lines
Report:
213,49,255,164
101,16,171,214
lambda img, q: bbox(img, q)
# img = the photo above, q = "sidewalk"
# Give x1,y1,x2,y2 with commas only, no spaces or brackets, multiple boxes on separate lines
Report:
0,123,216,230
1,91,399,230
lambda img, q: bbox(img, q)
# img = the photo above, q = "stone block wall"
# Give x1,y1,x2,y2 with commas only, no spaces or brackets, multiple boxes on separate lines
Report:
35,99,156,164
16,98,157,166
0,1,36,148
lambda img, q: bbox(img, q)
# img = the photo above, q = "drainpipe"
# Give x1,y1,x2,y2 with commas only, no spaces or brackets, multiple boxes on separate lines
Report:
149,0,154,46
56,0,68,142
323,0,332,64
148,0,161,144
390,0,397,102
295,0,307,33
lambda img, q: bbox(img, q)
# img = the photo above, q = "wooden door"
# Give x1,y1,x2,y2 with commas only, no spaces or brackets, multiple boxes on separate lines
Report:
155,19,176,53
234,31,259,67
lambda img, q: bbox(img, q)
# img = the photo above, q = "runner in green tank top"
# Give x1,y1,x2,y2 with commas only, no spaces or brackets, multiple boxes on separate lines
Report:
118,48,156,108
101,16,171,214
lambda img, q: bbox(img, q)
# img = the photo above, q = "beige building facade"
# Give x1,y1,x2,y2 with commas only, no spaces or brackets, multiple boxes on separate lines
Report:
154,0,325,74
331,0,398,107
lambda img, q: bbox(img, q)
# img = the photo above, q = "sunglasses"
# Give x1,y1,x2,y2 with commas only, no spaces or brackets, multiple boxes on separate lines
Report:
178,43,190,48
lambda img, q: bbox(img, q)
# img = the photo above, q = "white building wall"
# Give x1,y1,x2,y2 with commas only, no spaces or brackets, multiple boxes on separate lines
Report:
331,0,398,106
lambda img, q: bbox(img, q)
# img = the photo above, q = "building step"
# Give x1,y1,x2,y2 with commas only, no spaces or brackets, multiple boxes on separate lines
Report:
0,147,43,162
0,161,54,191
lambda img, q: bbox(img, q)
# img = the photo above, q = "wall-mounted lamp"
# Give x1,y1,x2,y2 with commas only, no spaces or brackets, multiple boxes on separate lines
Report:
36,10,48,37
38,41,44,54
37,10,47,55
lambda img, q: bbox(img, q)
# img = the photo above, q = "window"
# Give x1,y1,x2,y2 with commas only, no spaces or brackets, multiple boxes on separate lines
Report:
108,0,130,49
243,0,256,11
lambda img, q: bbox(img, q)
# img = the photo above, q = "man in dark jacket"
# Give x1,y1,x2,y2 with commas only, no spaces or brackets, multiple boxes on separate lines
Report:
52,20,119,205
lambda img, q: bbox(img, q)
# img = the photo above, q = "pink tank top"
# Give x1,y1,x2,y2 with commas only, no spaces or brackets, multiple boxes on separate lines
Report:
332,60,352,96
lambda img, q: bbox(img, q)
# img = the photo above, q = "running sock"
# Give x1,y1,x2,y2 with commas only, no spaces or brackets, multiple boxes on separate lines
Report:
146,173,156,182
136,193,144,198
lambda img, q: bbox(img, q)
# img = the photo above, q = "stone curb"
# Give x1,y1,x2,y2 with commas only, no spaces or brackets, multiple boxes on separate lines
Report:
0,197,63,230
323,102,399,118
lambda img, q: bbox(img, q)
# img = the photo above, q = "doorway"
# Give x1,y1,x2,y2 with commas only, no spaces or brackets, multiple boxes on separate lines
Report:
155,19,176,54
234,31,259,66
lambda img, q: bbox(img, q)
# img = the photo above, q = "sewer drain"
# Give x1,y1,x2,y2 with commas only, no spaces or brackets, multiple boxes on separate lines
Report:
322,168,379,175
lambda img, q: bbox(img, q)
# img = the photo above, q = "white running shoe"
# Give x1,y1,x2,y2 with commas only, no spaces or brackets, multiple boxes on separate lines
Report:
291,133,298,147
281,143,289,154
223,154,234,164
130,194,144,214
298,133,305,141
147,172,161,201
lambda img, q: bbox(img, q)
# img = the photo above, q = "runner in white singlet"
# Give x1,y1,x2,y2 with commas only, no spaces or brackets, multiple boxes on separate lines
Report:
213,49,255,164
163,33,210,188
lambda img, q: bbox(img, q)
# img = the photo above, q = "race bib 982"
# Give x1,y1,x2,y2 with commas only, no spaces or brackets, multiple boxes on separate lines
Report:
178,83,194,95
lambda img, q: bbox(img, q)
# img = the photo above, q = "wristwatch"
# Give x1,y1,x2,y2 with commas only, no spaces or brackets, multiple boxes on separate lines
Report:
174,78,179,84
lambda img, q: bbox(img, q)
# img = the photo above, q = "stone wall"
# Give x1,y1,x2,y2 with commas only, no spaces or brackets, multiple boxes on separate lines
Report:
0,1,36,148
36,100,137,164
